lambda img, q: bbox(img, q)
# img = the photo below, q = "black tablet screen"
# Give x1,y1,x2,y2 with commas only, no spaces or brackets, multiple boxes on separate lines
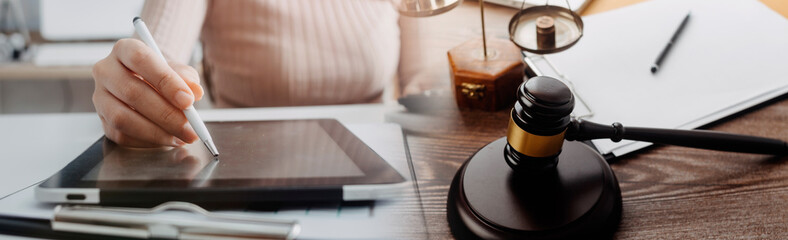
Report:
46,119,403,189
83,120,366,181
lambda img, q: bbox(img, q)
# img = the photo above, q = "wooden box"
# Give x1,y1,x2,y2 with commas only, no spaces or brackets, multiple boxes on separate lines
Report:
448,38,524,111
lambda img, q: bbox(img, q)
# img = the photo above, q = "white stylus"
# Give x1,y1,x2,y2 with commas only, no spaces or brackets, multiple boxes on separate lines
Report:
133,17,219,157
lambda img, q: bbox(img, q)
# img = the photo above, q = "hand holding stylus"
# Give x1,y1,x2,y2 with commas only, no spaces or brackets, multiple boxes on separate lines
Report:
92,31,204,148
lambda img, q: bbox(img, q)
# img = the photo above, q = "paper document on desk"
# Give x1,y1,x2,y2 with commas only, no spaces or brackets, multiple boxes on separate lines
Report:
537,0,788,157
0,123,426,239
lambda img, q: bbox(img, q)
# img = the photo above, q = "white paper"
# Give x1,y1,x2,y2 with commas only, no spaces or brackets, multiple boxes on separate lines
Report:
541,0,788,156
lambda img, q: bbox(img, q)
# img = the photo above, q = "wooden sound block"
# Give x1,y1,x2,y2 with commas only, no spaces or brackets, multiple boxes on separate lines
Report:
448,38,524,111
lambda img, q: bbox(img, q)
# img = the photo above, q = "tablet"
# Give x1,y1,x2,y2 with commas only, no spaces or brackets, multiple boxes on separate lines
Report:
36,119,407,205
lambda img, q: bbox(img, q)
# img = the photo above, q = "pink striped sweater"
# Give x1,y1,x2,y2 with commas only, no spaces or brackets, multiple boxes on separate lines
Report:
141,0,424,107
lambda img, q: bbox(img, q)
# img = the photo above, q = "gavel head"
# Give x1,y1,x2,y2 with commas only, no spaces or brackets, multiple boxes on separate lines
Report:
505,76,574,173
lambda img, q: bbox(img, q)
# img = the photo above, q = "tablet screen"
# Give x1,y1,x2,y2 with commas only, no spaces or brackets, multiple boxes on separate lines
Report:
83,120,365,181
43,119,404,189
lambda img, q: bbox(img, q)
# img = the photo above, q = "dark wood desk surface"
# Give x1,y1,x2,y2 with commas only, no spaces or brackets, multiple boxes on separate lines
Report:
401,0,788,239
398,98,788,239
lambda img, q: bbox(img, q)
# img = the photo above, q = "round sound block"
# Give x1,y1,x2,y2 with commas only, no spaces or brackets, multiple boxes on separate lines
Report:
447,138,622,239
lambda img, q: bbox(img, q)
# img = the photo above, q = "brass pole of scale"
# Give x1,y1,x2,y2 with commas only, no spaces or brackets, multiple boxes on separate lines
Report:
447,1,525,111
480,0,488,59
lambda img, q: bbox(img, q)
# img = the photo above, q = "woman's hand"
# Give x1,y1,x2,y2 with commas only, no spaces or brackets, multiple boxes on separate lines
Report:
92,38,205,148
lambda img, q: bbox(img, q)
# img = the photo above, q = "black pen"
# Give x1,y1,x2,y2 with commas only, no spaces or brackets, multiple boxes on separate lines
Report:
651,12,691,74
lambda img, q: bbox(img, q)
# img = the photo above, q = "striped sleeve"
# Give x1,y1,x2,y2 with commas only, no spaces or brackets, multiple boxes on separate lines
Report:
139,0,208,64
397,15,428,94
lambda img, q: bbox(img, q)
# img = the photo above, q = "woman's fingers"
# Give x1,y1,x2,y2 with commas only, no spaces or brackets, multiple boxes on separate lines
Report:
96,56,198,143
100,123,160,148
170,63,204,101
94,88,186,147
93,38,206,148
113,39,195,110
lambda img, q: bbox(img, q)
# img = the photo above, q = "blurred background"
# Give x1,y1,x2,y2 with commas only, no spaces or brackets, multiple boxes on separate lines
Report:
0,0,546,114
0,0,212,114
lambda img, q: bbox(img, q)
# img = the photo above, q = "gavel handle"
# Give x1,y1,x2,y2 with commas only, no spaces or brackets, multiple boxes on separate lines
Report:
566,120,788,155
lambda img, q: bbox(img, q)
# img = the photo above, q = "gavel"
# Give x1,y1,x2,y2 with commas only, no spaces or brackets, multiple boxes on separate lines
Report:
447,76,787,239
504,76,788,173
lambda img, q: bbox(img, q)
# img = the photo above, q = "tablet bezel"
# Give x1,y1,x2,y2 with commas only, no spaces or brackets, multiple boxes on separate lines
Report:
37,119,406,204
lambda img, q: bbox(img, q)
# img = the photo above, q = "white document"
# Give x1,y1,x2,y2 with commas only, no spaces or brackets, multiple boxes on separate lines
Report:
538,0,788,156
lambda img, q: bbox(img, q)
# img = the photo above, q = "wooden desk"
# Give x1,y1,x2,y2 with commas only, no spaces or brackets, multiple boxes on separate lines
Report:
399,98,788,239
403,0,788,239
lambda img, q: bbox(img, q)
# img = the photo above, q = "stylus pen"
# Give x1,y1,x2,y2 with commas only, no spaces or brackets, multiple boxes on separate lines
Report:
651,12,691,74
132,17,220,157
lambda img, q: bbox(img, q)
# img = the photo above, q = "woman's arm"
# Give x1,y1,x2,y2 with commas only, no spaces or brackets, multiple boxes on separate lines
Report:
91,0,209,148
397,15,439,96
139,0,208,64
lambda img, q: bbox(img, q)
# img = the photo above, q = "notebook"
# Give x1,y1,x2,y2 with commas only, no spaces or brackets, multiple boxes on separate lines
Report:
529,0,788,157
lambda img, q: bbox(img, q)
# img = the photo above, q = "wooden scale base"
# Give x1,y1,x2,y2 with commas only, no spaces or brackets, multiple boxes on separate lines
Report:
447,138,622,239
448,38,524,111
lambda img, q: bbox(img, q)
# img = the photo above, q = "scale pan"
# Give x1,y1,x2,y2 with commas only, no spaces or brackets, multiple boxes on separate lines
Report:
509,5,584,54
394,0,462,17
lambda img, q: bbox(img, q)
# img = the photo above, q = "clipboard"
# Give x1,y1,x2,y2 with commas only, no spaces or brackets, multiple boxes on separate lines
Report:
0,202,299,240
